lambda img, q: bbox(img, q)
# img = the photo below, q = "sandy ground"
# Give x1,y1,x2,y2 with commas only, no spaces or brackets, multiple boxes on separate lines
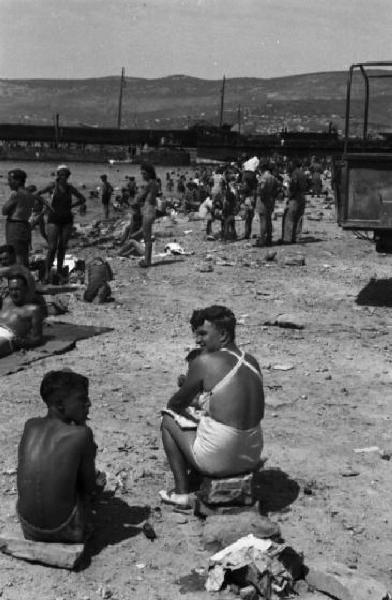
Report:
0,197,392,599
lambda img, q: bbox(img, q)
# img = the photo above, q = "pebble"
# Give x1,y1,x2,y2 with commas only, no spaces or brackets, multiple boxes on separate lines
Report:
339,468,360,477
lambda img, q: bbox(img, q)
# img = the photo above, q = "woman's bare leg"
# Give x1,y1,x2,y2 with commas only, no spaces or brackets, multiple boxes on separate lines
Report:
161,415,197,494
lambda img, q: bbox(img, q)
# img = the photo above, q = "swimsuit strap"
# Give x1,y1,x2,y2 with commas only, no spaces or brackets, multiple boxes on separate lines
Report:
221,348,263,380
242,358,263,380
210,350,245,395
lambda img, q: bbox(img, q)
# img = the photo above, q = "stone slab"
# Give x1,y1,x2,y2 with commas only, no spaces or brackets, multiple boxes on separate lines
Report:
198,472,254,506
305,561,390,600
0,533,84,569
281,254,306,266
264,313,305,330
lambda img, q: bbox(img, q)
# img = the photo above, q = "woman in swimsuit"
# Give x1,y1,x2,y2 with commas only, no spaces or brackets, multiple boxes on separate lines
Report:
160,305,264,508
38,165,86,283
138,162,159,268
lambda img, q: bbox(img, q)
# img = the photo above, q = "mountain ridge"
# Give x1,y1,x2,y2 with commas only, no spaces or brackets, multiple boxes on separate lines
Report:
0,71,391,133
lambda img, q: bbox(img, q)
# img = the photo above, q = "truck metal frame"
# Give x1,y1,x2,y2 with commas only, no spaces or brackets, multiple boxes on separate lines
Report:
336,62,392,249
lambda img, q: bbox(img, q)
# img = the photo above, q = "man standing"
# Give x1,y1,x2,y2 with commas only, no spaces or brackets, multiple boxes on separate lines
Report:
281,160,308,244
2,169,35,267
255,162,279,247
241,157,259,240
100,174,113,220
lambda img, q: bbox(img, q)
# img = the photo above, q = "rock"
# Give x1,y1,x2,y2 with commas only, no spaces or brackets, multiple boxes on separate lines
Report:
0,533,84,569
202,513,281,548
198,472,254,506
264,313,305,330
281,254,306,266
305,561,390,600
239,584,258,599
293,579,310,594
380,449,392,460
264,250,277,262
198,263,214,273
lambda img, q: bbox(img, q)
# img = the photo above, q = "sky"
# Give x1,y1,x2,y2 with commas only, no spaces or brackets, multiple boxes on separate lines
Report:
0,0,392,80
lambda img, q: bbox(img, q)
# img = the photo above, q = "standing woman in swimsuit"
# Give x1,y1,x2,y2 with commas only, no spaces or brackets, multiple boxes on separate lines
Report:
38,165,86,283
138,162,159,268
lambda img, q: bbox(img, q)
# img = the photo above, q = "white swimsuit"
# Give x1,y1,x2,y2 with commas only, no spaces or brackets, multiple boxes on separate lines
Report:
192,350,263,476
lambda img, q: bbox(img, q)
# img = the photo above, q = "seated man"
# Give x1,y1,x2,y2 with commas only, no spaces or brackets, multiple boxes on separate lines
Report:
0,268,44,357
0,245,47,316
83,256,113,303
17,369,100,543
160,305,264,508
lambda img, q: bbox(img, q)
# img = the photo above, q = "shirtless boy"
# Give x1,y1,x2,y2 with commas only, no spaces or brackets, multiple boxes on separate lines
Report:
17,370,99,542
2,169,35,267
0,269,43,357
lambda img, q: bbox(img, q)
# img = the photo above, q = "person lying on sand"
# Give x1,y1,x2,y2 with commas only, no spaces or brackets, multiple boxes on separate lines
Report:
0,268,44,358
17,369,103,543
117,232,156,258
160,305,265,508
0,245,47,317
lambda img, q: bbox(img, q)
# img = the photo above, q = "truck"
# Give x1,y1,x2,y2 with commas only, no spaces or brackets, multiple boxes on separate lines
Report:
334,61,392,252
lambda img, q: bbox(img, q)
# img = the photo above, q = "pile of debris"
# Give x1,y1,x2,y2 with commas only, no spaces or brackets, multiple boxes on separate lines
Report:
204,532,391,599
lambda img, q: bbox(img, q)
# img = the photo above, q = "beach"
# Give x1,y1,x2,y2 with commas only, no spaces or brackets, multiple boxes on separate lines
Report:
0,165,391,598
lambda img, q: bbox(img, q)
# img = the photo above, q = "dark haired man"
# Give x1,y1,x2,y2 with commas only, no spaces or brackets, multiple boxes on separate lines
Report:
100,174,113,220
281,160,308,244
160,305,264,507
255,162,279,247
17,369,100,542
0,269,43,356
2,169,35,267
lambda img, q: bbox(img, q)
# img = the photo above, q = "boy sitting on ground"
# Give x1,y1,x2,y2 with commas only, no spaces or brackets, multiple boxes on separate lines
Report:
17,369,102,543
83,256,113,303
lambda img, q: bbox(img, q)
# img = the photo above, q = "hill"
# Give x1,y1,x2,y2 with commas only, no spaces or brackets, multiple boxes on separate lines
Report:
0,71,391,133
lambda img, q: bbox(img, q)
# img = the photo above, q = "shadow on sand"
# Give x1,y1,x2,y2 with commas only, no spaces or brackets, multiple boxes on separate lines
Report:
253,468,300,515
296,236,324,244
77,493,150,570
356,278,392,307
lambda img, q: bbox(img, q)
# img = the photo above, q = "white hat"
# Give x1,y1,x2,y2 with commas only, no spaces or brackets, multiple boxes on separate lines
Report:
57,164,70,173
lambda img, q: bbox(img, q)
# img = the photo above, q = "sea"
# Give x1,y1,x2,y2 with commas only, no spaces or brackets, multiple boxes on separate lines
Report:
0,160,192,246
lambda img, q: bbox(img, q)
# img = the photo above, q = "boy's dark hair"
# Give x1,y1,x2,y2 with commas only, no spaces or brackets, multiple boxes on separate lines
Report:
7,267,28,286
8,169,27,185
40,369,89,406
140,162,157,180
0,245,16,257
190,305,236,342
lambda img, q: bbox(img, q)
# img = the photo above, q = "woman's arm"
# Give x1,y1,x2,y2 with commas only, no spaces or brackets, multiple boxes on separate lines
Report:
70,185,87,208
167,357,204,412
2,192,17,216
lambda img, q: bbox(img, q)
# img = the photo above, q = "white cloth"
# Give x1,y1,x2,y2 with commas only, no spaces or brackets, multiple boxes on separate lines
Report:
192,415,263,476
242,157,260,172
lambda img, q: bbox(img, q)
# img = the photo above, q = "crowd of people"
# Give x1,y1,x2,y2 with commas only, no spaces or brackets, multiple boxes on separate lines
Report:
0,153,333,546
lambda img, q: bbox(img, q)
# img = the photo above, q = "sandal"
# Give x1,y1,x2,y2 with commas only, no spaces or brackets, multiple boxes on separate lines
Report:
158,489,192,509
